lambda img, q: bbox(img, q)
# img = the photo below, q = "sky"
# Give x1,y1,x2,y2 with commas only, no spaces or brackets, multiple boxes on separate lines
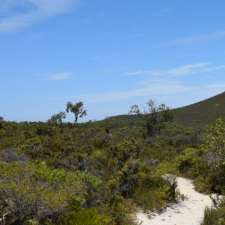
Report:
1,0,225,121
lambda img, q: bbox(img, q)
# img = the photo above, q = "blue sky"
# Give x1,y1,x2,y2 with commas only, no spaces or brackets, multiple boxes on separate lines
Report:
1,0,225,121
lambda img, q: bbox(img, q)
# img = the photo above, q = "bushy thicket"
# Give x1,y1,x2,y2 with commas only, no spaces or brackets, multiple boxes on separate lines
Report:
173,118,225,195
0,112,190,225
201,198,225,225
1,108,223,225
168,118,225,225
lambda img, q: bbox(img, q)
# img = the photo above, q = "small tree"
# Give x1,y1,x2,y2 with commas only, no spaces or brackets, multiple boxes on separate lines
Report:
158,104,174,123
146,101,159,137
48,112,66,125
128,100,173,137
203,118,225,193
0,116,4,121
66,101,87,123
129,105,140,115
146,100,173,137
204,117,225,158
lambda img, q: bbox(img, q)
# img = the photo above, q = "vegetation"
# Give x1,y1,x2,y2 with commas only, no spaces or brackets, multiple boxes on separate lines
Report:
66,101,87,123
48,112,66,125
201,199,225,225
171,117,225,225
129,105,140,115
1,94,225,225
174,91,225,127
107,91,225,127
0,100,181,225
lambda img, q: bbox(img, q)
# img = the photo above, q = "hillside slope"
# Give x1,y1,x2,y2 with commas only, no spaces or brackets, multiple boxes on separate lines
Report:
174,92,225,127
105,92,225,127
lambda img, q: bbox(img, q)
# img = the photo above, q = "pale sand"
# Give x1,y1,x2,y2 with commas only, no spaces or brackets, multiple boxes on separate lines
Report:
136,177,213,225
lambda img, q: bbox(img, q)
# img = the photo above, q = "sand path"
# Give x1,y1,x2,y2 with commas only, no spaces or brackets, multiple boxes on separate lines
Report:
136,177,213,225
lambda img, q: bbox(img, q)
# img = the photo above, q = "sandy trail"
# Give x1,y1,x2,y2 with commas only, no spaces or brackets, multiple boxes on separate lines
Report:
136,177,213,225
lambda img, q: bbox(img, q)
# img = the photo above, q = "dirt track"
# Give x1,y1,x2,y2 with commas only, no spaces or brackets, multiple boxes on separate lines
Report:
136,177,213,225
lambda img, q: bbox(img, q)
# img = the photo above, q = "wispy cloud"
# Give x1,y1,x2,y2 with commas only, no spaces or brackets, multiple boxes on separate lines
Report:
168,30,225,46
86,81,190,103
49,72,72,81
126,63,225,77
153,8,172,17
86,62,225,104
82,80,225,105
0,0,79,32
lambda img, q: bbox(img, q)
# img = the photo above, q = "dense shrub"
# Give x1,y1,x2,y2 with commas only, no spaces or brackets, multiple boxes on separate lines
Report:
201,199,225,225
0,161,100,225
0,115,210,225
57,209,114,225
176,148,208,177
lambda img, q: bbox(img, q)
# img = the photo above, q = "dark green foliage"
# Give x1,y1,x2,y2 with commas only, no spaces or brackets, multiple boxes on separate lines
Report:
1,94,225,224
129,105,140,115
66,101,87,123
199,118,225,194
145,102,174,137
201,199,225,225
57,209,114,225
48,112,66,125
176,148,208,177
0,117,181,225
0,161,99,225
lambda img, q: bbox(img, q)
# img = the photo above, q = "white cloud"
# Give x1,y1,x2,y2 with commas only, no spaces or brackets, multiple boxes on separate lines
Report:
82,62,225,104
49,72,72,81
126,63,225,77
0,12,37,32
87,81,190,103
168,30,225,46
82,80,225,106
0,0,79,32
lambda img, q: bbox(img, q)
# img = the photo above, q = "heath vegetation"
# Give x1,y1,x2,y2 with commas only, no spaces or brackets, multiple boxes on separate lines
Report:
0,95,225,225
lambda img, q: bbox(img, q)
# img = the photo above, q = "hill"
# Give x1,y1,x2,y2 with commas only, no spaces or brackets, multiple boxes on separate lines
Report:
105,92,225,128
174,92,225,127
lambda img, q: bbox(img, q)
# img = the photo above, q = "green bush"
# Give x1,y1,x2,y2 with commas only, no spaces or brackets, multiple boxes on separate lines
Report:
0,161,100,224
175,148,208,177
58,209,114,225
201,199,225,225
